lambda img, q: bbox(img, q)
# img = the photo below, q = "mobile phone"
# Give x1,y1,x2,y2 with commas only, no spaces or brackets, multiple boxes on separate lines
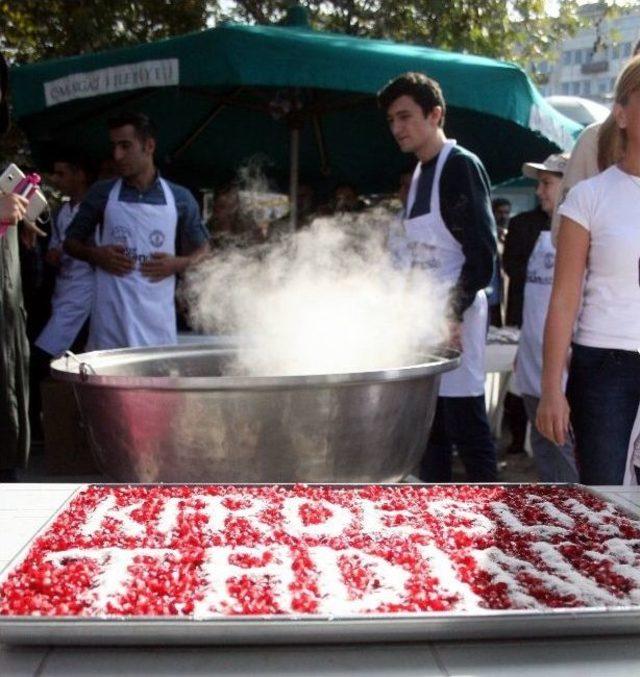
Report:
25,188,48,223
0,164,26,194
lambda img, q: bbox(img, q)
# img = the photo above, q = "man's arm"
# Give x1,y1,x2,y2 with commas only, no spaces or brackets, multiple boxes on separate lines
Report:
64,180,134,276
440,151,496,323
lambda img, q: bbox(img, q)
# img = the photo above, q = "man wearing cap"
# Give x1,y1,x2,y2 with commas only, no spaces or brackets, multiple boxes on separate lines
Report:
507,153,578,482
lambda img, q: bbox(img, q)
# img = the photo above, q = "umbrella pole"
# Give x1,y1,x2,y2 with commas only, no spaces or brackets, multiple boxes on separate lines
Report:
289,127,299,230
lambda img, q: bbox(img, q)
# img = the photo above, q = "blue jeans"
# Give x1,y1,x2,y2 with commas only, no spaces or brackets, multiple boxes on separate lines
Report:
522,394,578,483
566,344,640,485
419,396,497,482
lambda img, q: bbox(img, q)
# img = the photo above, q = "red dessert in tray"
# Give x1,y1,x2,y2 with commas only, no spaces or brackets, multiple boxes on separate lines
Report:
1,484,640,618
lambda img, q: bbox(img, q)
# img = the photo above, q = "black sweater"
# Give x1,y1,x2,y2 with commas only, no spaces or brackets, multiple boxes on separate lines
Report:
409,145,497,322
502,206,549,327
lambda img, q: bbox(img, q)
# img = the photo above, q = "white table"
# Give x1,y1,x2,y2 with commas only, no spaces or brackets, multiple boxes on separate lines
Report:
484,341,518,438
1,483,640,676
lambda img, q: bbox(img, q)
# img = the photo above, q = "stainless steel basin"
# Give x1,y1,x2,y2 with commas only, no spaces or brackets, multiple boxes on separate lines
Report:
50,345,460,483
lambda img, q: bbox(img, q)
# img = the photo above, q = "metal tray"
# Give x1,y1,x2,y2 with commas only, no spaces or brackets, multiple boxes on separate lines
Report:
1,483,640,645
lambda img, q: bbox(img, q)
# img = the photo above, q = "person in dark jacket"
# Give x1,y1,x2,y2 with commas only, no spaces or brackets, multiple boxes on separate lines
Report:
0,52,30,481
503,206,549,327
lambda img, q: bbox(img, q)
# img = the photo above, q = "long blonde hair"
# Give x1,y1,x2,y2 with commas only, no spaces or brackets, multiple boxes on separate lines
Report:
598,55,640,170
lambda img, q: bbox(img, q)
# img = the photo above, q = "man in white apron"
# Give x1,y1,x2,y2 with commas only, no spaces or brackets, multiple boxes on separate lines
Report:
35,156,93,358
515,153,578,483
378,72,497,482
63,112,209,350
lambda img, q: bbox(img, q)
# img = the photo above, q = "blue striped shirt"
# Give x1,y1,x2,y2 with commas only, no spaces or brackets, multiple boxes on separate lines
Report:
65,175,208,252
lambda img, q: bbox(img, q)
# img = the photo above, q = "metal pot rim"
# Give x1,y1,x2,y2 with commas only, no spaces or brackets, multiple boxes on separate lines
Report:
50,344,461,390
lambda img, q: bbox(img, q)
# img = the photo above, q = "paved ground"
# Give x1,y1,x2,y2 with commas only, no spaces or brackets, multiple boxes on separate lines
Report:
453,446,537,483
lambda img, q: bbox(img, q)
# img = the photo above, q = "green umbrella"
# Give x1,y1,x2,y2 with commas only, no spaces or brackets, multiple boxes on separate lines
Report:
10,6,580,216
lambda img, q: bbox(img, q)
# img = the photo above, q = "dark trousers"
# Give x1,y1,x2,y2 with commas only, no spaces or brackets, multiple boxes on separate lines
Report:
419,395,497,483
503,392,528,452
567,344,640,486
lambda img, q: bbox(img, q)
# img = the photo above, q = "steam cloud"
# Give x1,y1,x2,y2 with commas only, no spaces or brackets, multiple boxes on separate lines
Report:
182,209,449,377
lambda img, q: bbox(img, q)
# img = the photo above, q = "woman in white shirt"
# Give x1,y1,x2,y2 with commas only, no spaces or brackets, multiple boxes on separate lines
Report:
537,56,640,485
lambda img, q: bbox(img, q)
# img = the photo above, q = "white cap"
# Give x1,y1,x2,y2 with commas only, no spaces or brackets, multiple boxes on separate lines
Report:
522,152,570,179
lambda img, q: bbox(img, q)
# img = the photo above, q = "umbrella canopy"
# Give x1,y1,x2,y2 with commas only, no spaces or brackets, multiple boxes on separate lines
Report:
10,8,580,193
545,95,611,126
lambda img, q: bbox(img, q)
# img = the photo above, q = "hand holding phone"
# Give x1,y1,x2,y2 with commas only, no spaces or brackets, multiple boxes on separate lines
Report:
0,164,48,237
0,193,28,225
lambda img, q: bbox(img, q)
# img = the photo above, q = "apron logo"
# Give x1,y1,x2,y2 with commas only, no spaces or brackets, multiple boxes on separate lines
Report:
112,225,140,261
544,252,555,269
408,242,441,270
149,230,165,248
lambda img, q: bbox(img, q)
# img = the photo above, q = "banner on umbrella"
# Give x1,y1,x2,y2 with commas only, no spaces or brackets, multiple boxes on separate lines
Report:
44,58,179,107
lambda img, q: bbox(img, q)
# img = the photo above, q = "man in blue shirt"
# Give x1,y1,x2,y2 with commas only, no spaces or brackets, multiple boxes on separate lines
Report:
65,112,209,349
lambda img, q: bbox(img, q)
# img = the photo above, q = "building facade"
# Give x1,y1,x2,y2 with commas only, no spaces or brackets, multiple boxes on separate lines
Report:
535,2,640,103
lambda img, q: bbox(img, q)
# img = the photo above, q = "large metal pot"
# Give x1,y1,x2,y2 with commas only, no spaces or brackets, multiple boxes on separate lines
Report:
51,344,459,483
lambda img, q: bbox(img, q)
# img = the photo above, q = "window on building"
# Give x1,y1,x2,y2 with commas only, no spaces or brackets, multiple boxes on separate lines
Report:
561,82,570,95
610,77,616,91
571,81,580,95
598,79,608,94
623,42,632,58
539,59,549,74
582,81,591,96
612,44,620,60
562,50,572,65
574,49,583,64
584,48,593,63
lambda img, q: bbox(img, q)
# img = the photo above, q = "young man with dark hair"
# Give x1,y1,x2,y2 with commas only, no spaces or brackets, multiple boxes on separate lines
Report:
107,111,157,143
377,72,446,127
35,153,94,358
377,72,497,483
491,198,511,243
64,112,209,349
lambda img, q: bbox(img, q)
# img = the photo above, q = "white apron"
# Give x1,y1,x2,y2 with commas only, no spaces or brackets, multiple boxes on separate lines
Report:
404,140,487,397
514,231,555,398
387,211,412,270
87,178,178,350
35,203,94,356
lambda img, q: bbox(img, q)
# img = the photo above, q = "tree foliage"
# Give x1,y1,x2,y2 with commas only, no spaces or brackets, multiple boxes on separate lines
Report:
0,0,209,64
1,0,582,69
222,0,581,72
0,0,583,163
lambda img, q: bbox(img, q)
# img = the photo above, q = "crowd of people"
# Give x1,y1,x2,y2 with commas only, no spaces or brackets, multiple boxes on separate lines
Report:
1,47,640,490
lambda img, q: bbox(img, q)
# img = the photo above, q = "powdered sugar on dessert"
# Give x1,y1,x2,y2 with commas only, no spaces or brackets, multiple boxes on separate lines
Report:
1,484,639,618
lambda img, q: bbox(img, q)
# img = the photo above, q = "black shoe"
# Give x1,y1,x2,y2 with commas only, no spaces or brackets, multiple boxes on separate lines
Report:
0,468,18,482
